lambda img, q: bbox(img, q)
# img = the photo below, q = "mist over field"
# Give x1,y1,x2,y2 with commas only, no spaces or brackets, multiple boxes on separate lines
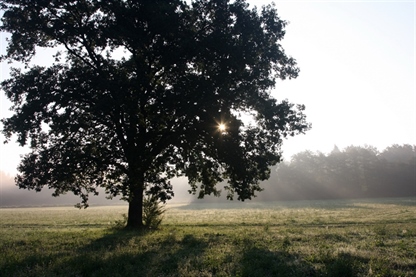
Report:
0,171,124,207
0,170,197,207
1,144,414,208
195,144,416,203
1,0,414,212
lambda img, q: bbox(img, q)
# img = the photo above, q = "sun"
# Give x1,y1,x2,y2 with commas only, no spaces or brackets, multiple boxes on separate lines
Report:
218,123,226,132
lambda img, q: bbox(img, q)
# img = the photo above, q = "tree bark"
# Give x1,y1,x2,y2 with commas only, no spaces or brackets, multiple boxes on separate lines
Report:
126,174,145,229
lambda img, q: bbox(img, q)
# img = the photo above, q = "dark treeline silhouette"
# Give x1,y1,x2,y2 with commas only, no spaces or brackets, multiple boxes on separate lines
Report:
191,144,415,203
261,144,416,201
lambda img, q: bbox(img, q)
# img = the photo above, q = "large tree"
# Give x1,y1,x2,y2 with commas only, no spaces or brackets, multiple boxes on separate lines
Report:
1,0,309,228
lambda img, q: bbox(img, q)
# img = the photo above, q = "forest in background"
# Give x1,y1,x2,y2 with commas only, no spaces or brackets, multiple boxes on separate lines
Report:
1,144,415,207
194,144,416,203
258,144,415,201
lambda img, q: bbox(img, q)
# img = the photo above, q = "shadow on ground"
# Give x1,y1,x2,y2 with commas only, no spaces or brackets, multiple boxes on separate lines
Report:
2,227,378,277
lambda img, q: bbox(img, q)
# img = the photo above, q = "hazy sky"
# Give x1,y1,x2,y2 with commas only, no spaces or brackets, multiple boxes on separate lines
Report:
272,0,415,159
1,0,415,176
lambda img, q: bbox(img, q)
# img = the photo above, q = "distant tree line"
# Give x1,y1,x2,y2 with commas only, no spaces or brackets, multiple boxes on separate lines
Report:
259,144,416,201
191,144,415,203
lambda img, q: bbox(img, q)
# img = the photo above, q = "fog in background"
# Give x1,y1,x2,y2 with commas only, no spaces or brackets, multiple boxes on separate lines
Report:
0,171,193,207
1,0,415,175
1,1,415,207
187,144,416,204
1,144,414,208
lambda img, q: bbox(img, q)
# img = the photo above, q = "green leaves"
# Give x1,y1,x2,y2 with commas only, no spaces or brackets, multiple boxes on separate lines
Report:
1,0,309,211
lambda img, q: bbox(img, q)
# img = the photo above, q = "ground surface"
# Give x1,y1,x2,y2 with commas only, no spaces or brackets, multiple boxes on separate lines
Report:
0,198,415,276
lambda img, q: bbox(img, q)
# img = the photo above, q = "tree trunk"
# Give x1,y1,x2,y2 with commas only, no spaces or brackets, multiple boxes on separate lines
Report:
126,175,145,229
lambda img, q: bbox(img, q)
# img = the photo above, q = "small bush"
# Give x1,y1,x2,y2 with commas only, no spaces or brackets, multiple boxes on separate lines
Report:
142,195,166,229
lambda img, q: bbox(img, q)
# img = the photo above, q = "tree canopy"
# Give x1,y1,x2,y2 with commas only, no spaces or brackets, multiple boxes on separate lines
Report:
1,0,309,228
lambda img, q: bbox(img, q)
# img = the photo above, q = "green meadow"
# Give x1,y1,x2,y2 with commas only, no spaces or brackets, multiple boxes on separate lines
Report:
1,198,415,276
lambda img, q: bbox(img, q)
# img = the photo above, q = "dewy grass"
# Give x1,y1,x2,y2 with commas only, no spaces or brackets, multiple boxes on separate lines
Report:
0,197,415,277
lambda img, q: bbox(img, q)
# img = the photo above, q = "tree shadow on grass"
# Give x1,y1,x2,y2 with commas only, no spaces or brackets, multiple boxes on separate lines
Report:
1,228,209,276
3,228,311,276
239,248,374,277
66,228,209,276
238,246,316,277
4,227,414,276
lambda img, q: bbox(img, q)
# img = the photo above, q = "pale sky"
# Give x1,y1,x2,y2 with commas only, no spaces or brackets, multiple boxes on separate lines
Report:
1,0,415,175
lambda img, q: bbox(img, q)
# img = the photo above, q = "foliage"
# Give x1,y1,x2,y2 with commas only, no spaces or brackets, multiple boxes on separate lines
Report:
142,195,166,229
0,0,309,228
258,144,416,201
113,196,165,229
0,198,415,276
184,144,415,203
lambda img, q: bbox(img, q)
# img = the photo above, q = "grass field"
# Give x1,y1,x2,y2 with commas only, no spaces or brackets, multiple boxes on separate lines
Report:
0,198,415,276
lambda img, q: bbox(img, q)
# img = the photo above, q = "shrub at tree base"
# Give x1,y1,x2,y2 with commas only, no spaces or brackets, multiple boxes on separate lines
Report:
142,195,166,229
